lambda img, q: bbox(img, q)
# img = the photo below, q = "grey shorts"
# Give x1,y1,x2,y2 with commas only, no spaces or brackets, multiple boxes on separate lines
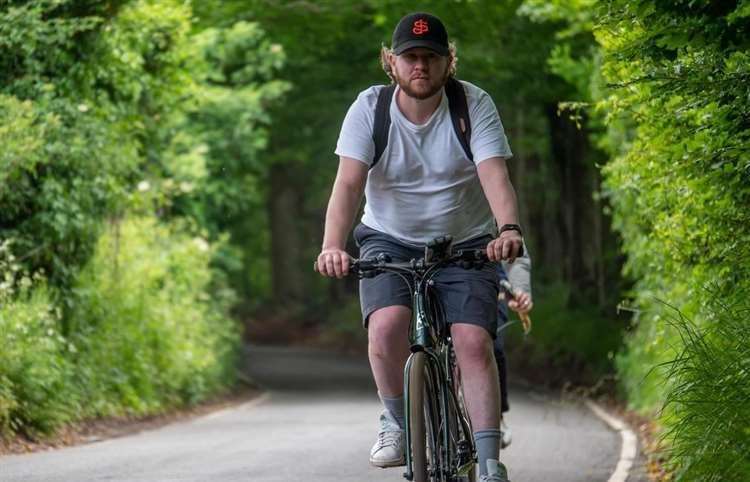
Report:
353,223,499,338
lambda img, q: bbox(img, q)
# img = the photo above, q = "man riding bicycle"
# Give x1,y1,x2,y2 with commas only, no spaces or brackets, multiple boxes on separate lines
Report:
316,12,522,482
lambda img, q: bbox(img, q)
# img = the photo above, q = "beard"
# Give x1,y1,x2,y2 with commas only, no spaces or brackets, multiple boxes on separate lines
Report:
393,66,450,100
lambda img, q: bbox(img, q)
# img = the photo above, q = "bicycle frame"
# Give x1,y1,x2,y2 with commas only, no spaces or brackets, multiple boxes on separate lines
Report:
401,262,476,482
339,244,521,481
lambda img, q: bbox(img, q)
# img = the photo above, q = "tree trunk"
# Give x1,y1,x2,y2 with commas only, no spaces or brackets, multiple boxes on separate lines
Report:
546,103,589,303
511,97,532,236
268,163,306,310
592,171,607,308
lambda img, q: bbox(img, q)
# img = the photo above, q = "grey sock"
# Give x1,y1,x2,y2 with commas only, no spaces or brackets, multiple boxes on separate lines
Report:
380,393,405,429
474,429,502,476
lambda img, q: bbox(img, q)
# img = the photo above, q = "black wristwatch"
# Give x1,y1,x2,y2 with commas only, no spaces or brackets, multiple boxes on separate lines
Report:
498,224,523,237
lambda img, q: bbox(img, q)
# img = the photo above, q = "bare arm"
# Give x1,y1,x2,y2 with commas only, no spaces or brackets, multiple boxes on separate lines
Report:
476,156,523,262
317,156,368,278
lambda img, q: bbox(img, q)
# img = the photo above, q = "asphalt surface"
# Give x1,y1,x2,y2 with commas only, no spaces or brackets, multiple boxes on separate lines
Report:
0,344,647,482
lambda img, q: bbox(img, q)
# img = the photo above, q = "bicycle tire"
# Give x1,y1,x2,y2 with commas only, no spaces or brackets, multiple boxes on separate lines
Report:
408,351,440,482
449,349,476,482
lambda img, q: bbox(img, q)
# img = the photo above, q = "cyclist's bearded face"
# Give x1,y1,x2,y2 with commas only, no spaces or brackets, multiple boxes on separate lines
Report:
391,48,451,100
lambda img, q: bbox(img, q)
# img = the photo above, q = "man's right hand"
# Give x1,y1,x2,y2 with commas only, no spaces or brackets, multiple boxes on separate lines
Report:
315,248,352,278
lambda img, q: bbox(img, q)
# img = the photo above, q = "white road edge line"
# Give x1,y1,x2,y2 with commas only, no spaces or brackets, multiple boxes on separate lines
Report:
584,399,637,482
196,392,272,422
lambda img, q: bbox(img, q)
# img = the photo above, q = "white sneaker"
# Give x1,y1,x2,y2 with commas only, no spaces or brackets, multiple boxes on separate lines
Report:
480,459,510,482
369,410,405,468
500,418,512,449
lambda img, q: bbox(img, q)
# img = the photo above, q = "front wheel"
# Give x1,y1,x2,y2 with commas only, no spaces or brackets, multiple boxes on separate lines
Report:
449,348,476,482
407,352,440,482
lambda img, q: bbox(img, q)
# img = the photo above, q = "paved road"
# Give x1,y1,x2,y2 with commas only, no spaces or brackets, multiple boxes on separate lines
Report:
0,345,644,481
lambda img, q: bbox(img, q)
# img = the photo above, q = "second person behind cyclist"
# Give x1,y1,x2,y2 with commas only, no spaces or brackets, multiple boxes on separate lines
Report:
495,250,533,449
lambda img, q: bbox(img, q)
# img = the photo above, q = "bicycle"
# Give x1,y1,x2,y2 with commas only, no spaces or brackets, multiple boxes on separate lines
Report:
345,236,526,482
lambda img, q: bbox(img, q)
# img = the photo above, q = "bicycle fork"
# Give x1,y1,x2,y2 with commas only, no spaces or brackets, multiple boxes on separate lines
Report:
403,348,448,482
404,352,417,481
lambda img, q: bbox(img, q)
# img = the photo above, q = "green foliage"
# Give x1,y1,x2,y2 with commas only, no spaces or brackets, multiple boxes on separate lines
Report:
0,89,137,290
68,216,240,417
590,1,750,479
0,217,240,439
1,0,284,440
596,0,750,394
0,243,71,437
0,286,69,437
0,0,111,97
517,4,749,477
658,297,750,481
505,281,624,381
613,302,682,412
183,22,290,302
189,21,289,225
0,0,191,290
0,0,287,295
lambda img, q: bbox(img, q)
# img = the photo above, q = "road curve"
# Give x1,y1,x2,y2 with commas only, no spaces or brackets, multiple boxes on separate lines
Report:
0,344,643,481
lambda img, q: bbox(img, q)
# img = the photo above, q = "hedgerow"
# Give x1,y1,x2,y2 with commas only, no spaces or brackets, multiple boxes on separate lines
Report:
0,0,284,439
595,2,750,479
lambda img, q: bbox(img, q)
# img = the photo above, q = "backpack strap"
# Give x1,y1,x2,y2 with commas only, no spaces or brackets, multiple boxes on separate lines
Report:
445,77,473,162
371,79,472,169
372,84,396,168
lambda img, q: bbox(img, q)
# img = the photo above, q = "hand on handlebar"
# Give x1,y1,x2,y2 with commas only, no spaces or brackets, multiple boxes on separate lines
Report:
486,231,523,263
315,248,353,278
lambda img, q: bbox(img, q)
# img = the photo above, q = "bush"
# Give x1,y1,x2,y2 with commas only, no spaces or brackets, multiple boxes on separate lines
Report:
0,243,72,438
68,216,241,418
505,281,624,384
0,288,71,438
595,2,750,479
659,297,750,481
0,217,241,439
0,0,281,441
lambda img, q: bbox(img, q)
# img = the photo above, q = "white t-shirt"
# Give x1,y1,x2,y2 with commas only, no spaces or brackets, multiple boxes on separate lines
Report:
335,80,512,245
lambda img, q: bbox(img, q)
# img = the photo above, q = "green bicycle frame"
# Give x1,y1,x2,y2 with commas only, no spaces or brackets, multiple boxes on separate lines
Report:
403,277,475,481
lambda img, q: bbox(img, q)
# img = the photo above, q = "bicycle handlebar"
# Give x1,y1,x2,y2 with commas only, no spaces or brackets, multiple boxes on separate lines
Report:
313,247,532,334
312,249,493,277
349,249,491,277
314,234,524,276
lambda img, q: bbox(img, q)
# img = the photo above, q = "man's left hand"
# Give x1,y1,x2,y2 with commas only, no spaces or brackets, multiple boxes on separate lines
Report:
486,231,523,263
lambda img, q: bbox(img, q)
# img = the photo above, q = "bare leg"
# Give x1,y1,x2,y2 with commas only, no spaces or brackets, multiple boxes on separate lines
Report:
368,305,411,397
367,306,411,467
452,323,500,430
452,323,503,477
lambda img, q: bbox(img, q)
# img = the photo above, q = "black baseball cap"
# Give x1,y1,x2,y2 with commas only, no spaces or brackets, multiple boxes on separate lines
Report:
391,12,450,56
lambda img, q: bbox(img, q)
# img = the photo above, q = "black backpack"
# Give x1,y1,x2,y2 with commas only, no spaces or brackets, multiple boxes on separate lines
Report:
371,77,473,168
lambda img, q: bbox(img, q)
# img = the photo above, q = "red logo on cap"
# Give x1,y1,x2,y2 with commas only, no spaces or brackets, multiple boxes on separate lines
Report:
412,19,429,35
